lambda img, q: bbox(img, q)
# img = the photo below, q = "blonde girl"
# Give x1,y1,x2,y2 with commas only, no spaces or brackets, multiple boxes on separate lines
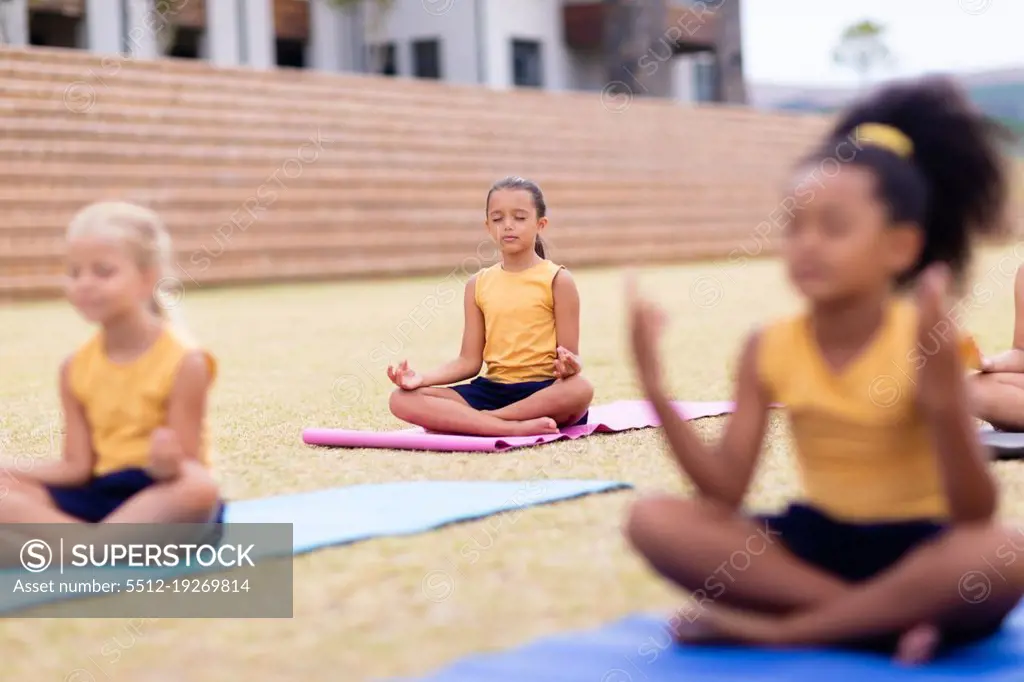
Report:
0,201,223,528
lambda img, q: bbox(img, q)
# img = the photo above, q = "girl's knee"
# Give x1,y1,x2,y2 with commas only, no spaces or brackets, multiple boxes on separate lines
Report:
0,478,48,506
574,375,595,404
176,463,221,517
559,374,594,405
924,522,1016,572
983,523,1024,566
626,495,699,547
0,487,48,522
389,389,414,419
626,495,736,550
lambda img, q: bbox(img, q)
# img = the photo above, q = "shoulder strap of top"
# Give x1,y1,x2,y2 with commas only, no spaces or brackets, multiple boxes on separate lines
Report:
472,262,500,308
755,315,804,398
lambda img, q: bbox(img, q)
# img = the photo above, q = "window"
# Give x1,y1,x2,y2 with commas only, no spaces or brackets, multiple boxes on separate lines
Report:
511,39,543,88
27,12,81,49
369,43,397,76
168,28,201,59
412,39,441,79
694,54,718,102
276,39,306,68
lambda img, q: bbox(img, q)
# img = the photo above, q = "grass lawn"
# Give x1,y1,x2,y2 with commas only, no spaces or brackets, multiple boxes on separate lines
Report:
2,249,1024,681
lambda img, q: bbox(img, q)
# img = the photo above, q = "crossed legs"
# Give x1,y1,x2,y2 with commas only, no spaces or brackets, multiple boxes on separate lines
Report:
693,523,1022,662
0,438,221,566
390,375,594,436
625,495,1021,663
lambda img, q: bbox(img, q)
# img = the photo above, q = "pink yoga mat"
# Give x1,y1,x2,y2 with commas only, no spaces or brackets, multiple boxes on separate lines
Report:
302,400,736,452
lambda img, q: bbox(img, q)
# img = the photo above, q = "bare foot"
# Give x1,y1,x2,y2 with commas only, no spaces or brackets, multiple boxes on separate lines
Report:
148,428,183,481
509,417,560,436
895,623,942,665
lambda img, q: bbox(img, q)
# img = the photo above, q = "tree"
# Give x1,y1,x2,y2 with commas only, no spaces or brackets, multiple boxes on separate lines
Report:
832,19,894,88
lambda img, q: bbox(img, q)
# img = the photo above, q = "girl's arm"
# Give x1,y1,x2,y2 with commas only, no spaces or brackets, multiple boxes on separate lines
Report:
644,331,770,509
919,267,998,522
927,400,997,522
7,359,95,486
982,264,1024,373
417,276,486,387
924,361,998,521
166,351,213,461
552,269,581,356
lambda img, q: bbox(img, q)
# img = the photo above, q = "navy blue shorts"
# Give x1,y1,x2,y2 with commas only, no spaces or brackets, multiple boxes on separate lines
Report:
451,376,589,426
46,468,226,529
759,503,1005,652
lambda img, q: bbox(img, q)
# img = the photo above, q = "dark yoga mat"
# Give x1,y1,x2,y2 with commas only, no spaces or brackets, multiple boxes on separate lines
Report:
409,606,1024,681
980,426,1024,460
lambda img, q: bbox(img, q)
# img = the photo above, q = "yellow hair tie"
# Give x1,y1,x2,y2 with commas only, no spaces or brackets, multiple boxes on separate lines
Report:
853,123,914,158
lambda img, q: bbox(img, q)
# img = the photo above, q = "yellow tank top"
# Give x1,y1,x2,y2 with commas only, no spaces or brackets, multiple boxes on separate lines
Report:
757,298,960,523
68,327,217,476
475,260,564,383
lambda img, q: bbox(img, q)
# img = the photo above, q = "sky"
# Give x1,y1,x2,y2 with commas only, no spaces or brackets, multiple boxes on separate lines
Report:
741,0,1024,86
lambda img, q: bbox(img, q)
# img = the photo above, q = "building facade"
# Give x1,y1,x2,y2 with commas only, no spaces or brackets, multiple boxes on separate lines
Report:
0,0,743,104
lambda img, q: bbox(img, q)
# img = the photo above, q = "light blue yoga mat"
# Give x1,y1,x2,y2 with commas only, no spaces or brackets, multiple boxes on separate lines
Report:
410,607,1024,681
0,479,630,614
224,479,631,554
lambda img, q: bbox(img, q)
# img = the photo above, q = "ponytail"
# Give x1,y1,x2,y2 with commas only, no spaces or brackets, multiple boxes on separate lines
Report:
811,76,1012,288
150,270,194,345
534,236,546,259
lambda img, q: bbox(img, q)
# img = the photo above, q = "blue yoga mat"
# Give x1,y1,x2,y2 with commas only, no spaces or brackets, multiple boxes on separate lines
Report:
411,607,1024,681
224,479,632,555
0,479,630,614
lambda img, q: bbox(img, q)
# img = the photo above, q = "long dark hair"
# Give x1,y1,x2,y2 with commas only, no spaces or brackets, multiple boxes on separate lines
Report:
807,76,1013,289
486,176,547,258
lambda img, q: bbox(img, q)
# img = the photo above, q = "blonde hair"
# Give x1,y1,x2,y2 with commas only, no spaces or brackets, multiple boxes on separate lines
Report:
66,201,194,342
